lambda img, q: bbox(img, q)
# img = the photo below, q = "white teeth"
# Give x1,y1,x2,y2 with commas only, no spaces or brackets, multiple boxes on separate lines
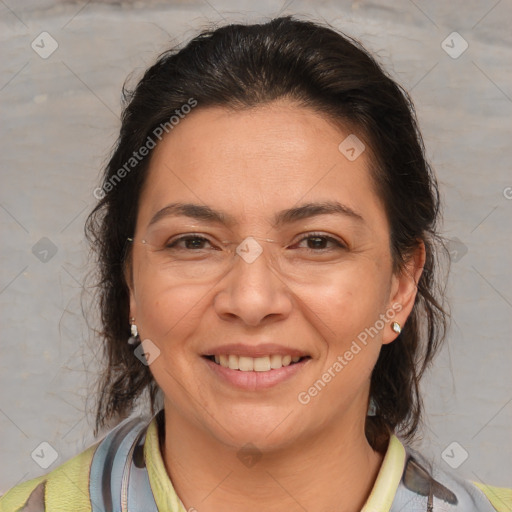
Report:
214,354,302,371
270,354,283,369
253,356,271,372
238,356,254,372
228,354,238,370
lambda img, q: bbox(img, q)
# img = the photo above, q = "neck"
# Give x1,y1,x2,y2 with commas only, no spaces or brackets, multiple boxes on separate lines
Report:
159,407,385,512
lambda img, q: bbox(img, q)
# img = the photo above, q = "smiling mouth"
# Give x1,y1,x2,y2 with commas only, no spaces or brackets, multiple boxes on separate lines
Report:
204,354,311,372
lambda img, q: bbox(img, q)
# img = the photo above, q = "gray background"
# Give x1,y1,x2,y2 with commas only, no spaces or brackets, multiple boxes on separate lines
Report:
1,0,511,495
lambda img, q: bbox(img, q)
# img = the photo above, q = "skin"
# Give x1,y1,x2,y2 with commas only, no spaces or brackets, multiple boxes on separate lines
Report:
127,100,425,512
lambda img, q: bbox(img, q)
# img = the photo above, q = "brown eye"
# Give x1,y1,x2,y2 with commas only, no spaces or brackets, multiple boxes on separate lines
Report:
293,233,346,251
166,235,213,250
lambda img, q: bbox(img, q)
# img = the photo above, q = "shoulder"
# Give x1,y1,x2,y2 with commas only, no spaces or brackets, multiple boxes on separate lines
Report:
0,443,97,512
472,483,512,512
394,442,511,512
0,415,151,512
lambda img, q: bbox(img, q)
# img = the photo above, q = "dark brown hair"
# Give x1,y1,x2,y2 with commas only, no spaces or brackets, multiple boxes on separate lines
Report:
85,16,449,444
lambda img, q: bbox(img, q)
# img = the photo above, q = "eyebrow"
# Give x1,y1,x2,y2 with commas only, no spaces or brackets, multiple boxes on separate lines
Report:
148,201,365,228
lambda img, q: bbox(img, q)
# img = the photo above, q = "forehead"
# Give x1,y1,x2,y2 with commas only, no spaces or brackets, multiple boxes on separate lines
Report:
138,101,387,232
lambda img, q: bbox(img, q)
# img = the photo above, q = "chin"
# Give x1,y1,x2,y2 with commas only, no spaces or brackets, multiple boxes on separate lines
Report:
205,404,303,452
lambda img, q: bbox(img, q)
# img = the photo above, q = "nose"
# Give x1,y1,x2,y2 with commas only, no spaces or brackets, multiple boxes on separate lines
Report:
213,245,293,327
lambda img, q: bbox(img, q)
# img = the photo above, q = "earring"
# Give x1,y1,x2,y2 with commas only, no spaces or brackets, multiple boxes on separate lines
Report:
128,318,140,345
391,321,401,334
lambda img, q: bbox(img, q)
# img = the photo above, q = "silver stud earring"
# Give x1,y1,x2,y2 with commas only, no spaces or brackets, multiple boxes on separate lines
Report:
391,321,401,334
128,318,140,345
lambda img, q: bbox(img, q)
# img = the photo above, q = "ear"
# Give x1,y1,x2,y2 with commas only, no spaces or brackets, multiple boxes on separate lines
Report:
382,240,426,345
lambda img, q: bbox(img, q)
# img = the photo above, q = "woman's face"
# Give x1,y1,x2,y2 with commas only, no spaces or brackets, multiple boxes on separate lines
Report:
128,101,422,450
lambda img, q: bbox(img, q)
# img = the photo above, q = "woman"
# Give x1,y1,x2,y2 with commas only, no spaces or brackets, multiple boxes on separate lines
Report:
1,16,510,512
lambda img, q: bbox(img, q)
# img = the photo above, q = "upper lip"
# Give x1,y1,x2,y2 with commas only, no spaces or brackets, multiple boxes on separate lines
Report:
203,343,308,358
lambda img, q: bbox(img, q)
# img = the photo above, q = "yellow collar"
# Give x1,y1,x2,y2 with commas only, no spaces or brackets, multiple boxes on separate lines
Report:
144,417,406,512
361,434,406,512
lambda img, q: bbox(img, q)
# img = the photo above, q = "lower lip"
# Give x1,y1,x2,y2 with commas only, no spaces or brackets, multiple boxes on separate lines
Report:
203,357,310,390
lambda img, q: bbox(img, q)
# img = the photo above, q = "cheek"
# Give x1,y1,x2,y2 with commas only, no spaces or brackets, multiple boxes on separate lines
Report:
300,266,388,404
132,263,208,345
297,261,390,342
133,281,209,396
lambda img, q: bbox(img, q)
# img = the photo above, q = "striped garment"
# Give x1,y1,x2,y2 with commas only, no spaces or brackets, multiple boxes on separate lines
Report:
1,411,510,512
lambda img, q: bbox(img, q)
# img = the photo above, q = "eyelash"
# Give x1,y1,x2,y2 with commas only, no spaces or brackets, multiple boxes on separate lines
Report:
165,232,347,251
